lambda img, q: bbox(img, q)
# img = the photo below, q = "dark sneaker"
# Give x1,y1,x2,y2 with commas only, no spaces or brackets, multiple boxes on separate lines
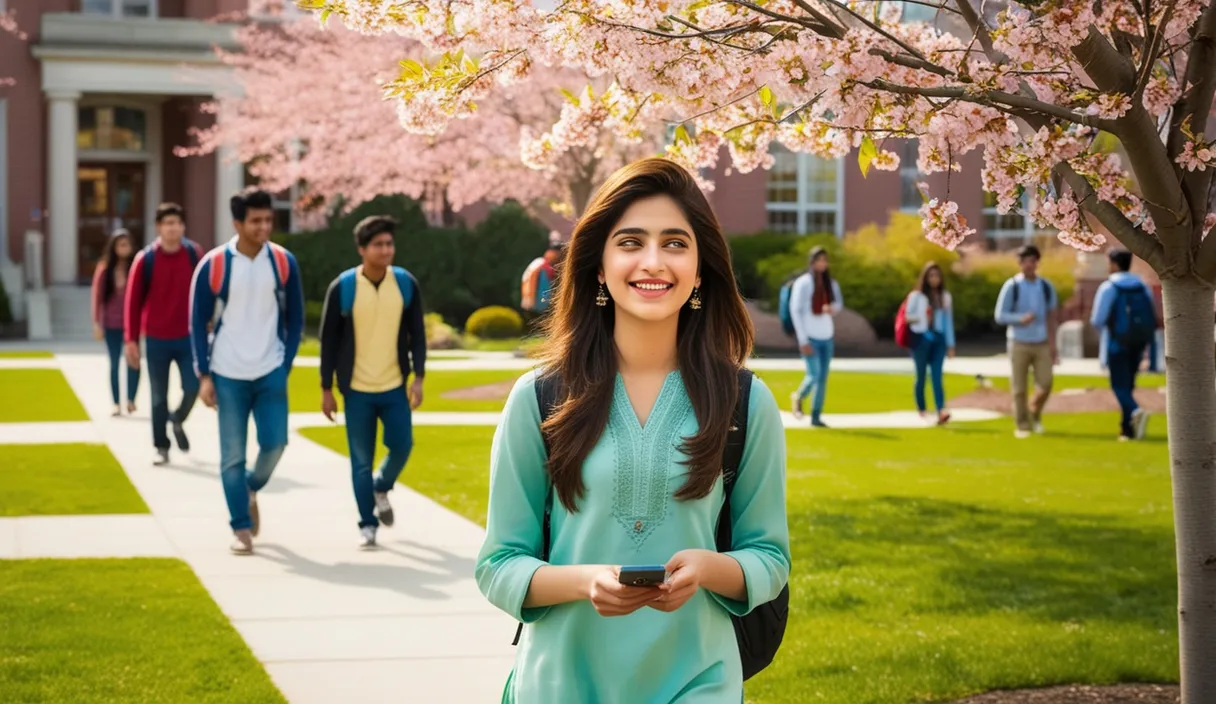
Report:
231,529,254,555
374,491,394,528
811,417,829,428
172,419,190,452
153,449,170,466
249,490,260,538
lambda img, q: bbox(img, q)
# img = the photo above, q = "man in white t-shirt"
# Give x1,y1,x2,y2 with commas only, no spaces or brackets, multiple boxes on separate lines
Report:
189,190,305,555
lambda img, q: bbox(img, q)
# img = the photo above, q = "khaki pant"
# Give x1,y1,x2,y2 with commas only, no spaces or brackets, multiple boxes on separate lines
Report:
1010,341,1053,430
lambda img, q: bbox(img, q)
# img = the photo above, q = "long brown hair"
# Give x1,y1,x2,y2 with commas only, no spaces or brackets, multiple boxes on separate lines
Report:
536,157,754,513
99,229,135,304
916,261,946,308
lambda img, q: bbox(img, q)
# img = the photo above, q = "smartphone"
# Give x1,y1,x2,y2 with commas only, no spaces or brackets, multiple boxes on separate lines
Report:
618,565,667,587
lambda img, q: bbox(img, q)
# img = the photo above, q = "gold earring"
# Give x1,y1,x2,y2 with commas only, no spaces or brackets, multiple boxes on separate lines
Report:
596,282,609,307
689,287,702,310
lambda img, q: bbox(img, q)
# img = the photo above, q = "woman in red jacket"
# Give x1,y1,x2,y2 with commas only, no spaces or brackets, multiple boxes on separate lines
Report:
92,229,141,416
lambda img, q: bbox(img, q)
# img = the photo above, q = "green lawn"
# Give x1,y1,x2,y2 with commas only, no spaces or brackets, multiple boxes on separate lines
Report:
288,369,525,414
0,350,53,358
0,444,148,516
0,558,285,703
0,369,88,422
300,414,1177,704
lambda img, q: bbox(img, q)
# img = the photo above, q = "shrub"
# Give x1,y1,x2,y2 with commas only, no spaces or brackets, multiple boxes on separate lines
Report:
466,305,524,339
727,232,802,300
276,196,551,328
425,312,462,349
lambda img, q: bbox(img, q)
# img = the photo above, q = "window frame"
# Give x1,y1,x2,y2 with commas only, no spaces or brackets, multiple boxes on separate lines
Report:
764,146,845,237
80,0,158,19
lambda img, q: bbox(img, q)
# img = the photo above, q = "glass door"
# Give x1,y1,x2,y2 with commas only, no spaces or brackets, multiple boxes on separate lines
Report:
77,162,146,283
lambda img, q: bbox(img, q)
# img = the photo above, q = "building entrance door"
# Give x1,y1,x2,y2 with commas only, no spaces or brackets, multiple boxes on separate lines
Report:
77,162,146,283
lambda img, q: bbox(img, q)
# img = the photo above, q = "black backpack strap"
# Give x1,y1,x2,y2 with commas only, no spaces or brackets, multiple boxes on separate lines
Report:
513,371,559,646
715,368,754,553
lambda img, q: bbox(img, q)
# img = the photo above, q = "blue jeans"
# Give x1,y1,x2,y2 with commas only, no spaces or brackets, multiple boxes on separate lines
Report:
103,327,140,405
344,386,414,529
1108,346,1145,438
146,336,199,450
912,332,947,412
214,366,289,531
795,338,834,418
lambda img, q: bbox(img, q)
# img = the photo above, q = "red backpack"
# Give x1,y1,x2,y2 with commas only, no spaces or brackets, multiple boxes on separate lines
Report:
894,296,914,349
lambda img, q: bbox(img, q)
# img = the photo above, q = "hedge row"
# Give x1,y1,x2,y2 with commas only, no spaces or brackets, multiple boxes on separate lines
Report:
275,195,549,330
729,213,1077,339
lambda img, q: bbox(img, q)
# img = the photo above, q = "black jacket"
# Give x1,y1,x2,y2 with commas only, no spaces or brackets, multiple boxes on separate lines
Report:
318,270,426,395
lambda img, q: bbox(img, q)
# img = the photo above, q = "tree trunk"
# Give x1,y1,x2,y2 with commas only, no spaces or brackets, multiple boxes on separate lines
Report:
1160,276,1216,704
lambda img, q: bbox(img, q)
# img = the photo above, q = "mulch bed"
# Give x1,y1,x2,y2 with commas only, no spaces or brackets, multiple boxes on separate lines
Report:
952,386,1167,415
440,381,517,401
951,684,1179,704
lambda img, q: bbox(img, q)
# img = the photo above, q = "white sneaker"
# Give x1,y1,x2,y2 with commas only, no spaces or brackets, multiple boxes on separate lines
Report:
1032,421,1045,435
374,491,394,527
230,529,253,555
1014,429,1031,439
359,526,377,550
1132,409,1150,440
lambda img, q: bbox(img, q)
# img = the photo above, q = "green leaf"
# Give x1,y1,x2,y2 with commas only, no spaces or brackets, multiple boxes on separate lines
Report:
759,85,774,107
319,7,332,25
858,135,877,178
398,59,425,80
673,124,690,145
560,88,579,105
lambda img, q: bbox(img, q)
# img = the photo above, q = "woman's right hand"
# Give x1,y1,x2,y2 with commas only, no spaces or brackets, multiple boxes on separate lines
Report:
93,324,103,341
587,566,661,617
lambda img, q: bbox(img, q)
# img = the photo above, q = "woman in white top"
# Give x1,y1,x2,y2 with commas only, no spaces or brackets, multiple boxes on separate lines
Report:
904,262,956,424
788,246,844,427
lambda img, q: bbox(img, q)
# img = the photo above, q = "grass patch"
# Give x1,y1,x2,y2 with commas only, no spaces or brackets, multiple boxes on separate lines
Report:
0,443,148,516
288,369,525,414
303,414,1177,703
0,369,88,422
0,558,285,703
0,350,53,358
300,425,496,526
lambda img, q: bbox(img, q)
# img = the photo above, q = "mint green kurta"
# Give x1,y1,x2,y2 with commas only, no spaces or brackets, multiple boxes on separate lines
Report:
476,369,791,703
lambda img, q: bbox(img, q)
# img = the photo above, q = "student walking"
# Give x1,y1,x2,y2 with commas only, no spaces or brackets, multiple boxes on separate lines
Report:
1090,249,1158,441
903,262,956,425
190,190,304,555
124,203,203,464
92,228,140,416
477,158,791,702
994,245,1059,439
788,246,843,427
318,215,427,549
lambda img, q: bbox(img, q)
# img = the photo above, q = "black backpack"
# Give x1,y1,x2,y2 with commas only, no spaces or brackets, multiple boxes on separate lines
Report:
512,368,791,681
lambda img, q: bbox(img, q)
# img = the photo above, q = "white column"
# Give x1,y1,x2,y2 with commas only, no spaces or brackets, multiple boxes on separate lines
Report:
145,101,163,246
47,90,80,285
214,142,243,245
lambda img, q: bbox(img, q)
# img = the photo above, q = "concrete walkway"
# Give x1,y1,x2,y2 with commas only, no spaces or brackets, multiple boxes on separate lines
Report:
44,354,518,703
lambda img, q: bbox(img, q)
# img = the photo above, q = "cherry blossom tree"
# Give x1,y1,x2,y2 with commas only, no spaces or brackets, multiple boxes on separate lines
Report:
305,0,1216,699
180,15,655,223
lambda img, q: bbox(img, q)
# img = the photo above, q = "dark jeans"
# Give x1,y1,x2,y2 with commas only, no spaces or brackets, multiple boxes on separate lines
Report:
103,327,139,405
146,336,199,450
912,332,947,412
1109,345,1146,438
214,366,289,531
344,386,413,529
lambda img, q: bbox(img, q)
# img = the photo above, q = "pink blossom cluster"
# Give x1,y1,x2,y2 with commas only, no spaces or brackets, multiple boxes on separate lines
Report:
0,9,26,86
313,0,1216,253
1177,140,1215,172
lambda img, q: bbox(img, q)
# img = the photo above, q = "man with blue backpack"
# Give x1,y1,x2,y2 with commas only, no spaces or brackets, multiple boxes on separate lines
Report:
1090,249,1158,441
190,190,305,555
318,215,427,549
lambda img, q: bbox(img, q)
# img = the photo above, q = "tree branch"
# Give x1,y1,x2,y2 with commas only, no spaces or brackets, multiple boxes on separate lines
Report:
861,78,1116,129
953,0,1004,62
1168,2,1216,235
1195,218,1216,284
1072,26,1138,94
1056,162,1165,271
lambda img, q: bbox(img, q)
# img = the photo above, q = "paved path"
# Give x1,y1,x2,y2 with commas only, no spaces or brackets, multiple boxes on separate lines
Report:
0,515,177,558
43,354,518,703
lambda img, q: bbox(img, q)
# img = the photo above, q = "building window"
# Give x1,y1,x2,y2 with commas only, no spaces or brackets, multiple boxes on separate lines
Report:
899,140,922,211
765,146,843,236
81,0,156,18
983,190,1038,243
77,106,147,152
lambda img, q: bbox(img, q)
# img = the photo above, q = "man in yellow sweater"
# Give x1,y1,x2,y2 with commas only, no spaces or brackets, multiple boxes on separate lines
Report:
318,215,427,548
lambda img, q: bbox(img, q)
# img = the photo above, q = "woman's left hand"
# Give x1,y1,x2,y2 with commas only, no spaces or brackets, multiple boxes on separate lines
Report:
650,549,709,612
947,347,956,359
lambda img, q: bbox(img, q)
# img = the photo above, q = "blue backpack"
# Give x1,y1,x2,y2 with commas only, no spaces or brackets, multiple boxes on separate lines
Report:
1106,283,1157,349
777,274,799,337
338,266,414,316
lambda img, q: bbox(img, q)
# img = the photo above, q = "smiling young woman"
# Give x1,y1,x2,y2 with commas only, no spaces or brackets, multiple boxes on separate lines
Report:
475,157,791,702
